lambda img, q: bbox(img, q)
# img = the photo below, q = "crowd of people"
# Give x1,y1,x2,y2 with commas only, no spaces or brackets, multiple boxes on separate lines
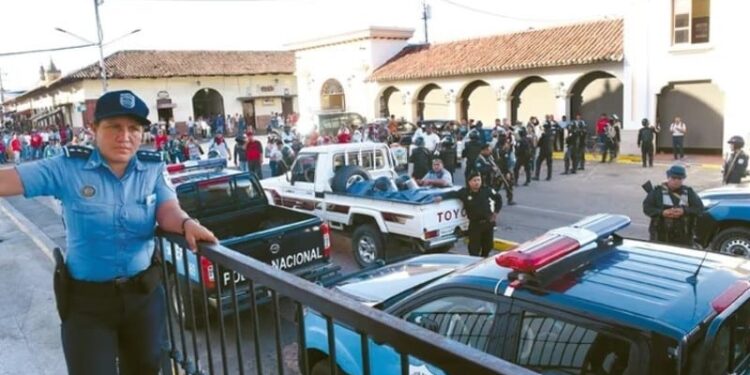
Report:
0,124,81,164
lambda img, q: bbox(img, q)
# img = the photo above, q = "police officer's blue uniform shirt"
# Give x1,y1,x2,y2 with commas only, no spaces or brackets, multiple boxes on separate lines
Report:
16,147,177,282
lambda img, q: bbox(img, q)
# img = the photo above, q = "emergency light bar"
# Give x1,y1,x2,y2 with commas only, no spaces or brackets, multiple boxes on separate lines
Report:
496,214,631,274
167,158,227,174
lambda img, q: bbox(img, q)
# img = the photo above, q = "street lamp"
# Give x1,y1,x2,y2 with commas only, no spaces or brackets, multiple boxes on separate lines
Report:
55,0,141,93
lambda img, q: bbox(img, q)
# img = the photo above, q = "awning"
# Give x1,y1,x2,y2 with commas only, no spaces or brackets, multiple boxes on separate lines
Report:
30,108,63,122
236,94,297,101
156,98,177,109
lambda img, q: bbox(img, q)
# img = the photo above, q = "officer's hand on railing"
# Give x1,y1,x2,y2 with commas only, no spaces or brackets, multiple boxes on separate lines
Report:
184,220,219,252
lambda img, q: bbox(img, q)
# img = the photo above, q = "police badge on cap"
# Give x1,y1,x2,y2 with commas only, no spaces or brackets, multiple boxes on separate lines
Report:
119,92,136,109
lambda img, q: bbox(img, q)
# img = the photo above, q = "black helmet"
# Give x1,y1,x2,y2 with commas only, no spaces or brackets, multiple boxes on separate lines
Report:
728,135,745,148
641,118,649,126
414,136,425,147
468,130,480,140
442,136,455,146
517,127,527,137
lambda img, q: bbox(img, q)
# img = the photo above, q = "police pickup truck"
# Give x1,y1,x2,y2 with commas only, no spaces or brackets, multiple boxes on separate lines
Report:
261,142,468,268
162,159,339,327
697,183,750,258
302,214,750,375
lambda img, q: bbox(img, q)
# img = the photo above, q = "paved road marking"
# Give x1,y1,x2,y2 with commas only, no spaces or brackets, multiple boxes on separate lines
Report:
0,198,55,263
511,204,650,229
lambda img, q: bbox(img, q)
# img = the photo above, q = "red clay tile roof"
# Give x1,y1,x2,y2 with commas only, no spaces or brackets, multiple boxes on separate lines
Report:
370,19,623,82
69,50,295,79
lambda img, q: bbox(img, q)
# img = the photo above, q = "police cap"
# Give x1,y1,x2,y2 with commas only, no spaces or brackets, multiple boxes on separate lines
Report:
666,164,687,179
94,90,150,126
728,135,745,148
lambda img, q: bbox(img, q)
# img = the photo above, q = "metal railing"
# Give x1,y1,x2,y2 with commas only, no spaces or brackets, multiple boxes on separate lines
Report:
156,230,537,375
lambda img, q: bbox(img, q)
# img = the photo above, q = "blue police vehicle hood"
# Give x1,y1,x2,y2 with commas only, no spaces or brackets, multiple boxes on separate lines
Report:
334,254,478,307
699,183,750,201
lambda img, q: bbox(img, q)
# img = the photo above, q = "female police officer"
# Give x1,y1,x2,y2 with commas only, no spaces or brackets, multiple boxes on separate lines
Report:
0,90,218,374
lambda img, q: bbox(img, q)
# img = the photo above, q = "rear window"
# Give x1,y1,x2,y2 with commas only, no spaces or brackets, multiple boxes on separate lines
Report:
177,174,263,215
705,302,750,375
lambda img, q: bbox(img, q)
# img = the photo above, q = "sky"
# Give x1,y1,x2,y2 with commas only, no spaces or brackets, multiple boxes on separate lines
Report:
1,0,625,91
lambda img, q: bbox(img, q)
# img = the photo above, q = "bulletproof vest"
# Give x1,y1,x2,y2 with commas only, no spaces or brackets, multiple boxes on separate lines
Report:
661,187,689,208
640,127,654,144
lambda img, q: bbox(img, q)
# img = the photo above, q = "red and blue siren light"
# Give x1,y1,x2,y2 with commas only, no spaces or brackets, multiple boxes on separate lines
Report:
496,214,631,273
167,158,227,174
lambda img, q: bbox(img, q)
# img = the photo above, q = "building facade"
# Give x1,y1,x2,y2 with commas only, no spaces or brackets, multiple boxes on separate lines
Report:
6,50,298,132
292,0,740,155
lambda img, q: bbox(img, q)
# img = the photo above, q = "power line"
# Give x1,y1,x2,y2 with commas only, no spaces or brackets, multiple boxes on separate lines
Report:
436,0,574,23
0,43,96,58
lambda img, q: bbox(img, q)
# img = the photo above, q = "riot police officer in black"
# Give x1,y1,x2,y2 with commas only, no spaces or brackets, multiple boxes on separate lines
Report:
562,123,579,174
438,136,458,179
514,127,533,186
491,134,516,205
572,114,588,171
533,123,554,181
637,118,657,168
643,165,704,247
462,130,484,181
409,136,432,180
723,136,748,184
438,171,502,257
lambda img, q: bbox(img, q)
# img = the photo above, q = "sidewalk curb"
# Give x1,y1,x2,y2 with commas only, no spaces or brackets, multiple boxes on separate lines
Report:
0,197,57,263
463,237,519,252
551,152,722,170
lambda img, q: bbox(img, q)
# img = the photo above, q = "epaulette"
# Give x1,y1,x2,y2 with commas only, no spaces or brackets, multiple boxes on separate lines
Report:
137,150,164,162
63,145,93,159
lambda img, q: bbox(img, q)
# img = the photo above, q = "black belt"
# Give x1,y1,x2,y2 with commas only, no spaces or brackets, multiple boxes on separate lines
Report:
68,263,161,297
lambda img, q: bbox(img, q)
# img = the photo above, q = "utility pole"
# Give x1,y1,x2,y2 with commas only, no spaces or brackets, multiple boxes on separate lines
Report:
422,0,431,44
93,0,107,93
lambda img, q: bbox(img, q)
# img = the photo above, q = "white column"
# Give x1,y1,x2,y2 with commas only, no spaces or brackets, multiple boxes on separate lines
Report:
496,85,510,122
554,94,570,120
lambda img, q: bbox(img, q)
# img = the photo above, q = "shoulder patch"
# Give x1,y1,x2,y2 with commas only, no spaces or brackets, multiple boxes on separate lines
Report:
137,150,164,162
63,145,93,159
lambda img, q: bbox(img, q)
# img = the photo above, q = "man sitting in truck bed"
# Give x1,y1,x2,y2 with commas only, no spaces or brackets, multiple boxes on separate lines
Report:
418,159,453,188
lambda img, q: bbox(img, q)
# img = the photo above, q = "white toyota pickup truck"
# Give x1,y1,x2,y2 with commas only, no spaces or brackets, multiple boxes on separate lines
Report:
260,142,469,267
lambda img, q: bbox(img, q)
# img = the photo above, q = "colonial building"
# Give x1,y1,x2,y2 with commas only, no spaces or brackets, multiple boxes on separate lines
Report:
292,0,740,155
6,50,297,131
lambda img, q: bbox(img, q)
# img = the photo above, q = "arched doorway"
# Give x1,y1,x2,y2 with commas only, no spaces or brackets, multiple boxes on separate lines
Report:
657,82,724,154
416,83,449,121
510,77,555,125
379,86,405,118
192,88,225,120
569,71,623,134
459,80,496,123
321,79,345,111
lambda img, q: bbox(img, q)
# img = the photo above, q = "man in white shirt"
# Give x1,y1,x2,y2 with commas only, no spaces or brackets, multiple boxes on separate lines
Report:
418,159,453,187
422,125,441,153
670,116,687,160
186,116,196,137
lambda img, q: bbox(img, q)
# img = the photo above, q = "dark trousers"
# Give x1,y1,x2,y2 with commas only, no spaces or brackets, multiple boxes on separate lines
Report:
641,145,654,167
62,285,166,375
563,148,578,173
535,153,553,179
468,220,494,257
248,159,263,179
672,136,684,159
514,158,531,185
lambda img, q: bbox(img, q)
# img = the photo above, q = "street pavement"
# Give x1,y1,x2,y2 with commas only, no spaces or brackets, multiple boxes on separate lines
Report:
0,147,726,373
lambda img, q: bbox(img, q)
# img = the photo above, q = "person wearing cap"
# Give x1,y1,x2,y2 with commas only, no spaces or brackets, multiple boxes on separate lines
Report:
723,136,748,184
0,90,218,374
437,171,502,257
643,164,703,246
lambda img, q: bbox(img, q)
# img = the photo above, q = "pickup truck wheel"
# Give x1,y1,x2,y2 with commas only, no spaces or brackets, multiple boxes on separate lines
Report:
168,271,206,330
711,227,750,258
331,165,370,193
352,224,383,268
